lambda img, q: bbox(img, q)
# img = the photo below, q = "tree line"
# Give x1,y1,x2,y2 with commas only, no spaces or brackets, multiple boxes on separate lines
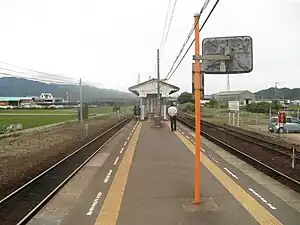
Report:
177,91,289,114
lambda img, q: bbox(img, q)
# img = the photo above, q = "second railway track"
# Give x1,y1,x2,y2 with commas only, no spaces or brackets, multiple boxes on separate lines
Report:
177,114,300,193
0,116,133,225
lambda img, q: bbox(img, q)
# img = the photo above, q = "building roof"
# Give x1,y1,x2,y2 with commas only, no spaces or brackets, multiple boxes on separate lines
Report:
128,78,180,96
213,90,251,96
0,97,34,102
204,95,213,100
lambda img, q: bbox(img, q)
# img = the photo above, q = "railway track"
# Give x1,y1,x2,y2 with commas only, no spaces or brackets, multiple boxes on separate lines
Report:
0,116,133,225
177,114,300,193
202,120,300,158
184,113,300,157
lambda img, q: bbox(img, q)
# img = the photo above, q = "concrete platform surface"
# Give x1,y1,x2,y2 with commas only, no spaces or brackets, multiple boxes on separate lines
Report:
27,120,300,225
114,122,260,225
93,121,289,225
177,121,300,225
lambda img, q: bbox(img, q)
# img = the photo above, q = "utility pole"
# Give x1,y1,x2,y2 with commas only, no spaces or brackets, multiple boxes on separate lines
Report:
153,49,161,127
79,78,83,124
193,13,201,204
157,49,161,120
138,73,141,83
274,82,279,100
226,74,230,92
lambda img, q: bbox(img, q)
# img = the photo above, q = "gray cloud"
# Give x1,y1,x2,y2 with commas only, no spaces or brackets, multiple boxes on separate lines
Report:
0,0,299,95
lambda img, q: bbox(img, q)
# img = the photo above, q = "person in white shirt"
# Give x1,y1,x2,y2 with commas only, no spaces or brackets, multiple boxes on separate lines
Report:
167,103,178,131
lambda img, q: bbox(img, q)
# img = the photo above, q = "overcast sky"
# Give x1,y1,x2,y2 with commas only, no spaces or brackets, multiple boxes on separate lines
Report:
0,0,299,95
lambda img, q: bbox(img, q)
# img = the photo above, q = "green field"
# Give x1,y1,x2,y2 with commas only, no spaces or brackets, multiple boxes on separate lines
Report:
0,106,125,116
0,115,77,130
0,106,131,132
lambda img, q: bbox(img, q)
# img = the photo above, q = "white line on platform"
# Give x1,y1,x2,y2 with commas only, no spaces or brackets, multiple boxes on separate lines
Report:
86,192,102,216
113,156,119,165
120,147,125,154
211,156,219,163
104,169,113,183
248,188,276,210
224,167,238,180
124,141,128,146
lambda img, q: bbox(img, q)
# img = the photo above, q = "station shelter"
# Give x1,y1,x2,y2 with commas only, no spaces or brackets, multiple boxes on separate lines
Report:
128,78,180,121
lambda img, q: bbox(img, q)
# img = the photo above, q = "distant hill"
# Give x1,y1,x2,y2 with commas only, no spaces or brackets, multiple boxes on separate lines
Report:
255,87,300,100
0,77,136,101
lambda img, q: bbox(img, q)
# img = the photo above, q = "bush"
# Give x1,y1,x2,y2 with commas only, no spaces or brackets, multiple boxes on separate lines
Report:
179,102,195,114
245,101,282,114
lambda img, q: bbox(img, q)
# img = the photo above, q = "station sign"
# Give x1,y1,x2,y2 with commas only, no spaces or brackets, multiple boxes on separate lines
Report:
228,101,239,112
202,35,253,74
139,92,147,97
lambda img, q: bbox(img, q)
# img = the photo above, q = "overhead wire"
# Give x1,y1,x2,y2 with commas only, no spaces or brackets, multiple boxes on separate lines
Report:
0,72,78,85
0,61,74,81
0,67,78,84
164,0,212,81
146,0,216,93
148,1,221,94
165,0,219,81
0,62,97,87
146,0,178,82
159,0,173,51
160,0,179,55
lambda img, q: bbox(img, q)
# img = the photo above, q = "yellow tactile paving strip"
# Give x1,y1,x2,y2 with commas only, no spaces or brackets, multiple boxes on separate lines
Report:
94,122,142,225
175,131,283,225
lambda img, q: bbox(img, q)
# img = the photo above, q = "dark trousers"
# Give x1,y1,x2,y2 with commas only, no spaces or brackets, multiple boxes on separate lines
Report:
170,115,177,131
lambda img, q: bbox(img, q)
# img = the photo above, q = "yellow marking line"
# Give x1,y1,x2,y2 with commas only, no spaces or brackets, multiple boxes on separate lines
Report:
94,122,142,225
174,131,283,225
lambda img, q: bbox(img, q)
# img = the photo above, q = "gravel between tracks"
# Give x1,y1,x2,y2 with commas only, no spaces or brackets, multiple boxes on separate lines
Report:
202,124,300,184
0,114,129,197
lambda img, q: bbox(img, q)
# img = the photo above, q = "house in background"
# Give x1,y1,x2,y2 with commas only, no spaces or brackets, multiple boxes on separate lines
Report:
212,90,255,105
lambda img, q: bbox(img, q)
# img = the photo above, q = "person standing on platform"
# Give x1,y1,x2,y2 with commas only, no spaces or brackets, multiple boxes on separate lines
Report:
168,102,178,131
133,105,140,120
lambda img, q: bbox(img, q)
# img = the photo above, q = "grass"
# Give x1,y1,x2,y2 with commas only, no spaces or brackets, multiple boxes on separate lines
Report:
0,109,77,115
0,106,132,131
0,115,77,130
0,106,130,116
187,107,270,125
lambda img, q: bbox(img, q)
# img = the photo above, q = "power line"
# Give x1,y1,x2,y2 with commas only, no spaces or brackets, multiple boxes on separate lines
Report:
0,62,98,87
164,0,213,81
166,0,220,81
0,73,78,85
164,24,195,81
146,0,217,93
0,67,77,84
159,0,172,51
160,0,179,54
0,61,72,81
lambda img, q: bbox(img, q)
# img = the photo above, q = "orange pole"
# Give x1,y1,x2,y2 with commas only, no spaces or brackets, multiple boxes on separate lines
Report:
193,13,201,204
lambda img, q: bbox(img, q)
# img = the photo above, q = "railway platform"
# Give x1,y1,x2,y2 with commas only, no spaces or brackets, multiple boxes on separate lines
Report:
27,120,300,225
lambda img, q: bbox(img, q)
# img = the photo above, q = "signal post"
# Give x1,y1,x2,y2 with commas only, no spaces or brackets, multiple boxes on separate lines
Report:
192,13,254,205
193,13,201,204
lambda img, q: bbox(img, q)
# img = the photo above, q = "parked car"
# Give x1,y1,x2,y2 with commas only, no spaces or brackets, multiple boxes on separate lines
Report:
268,116,300,133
